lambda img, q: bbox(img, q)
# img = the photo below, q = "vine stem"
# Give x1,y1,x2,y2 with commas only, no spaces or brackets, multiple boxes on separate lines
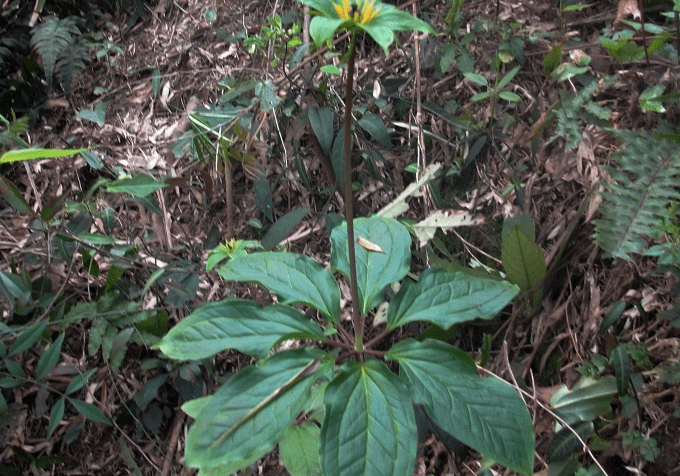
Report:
343,33,363,352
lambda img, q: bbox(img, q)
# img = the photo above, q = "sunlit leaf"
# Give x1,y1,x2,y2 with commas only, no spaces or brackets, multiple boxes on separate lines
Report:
1,147,87,164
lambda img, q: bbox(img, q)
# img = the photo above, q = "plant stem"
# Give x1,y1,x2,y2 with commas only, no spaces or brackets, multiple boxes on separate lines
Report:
224,159,234,238
343,33,363,352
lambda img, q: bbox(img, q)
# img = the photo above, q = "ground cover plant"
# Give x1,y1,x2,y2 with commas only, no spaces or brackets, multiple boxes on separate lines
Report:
1,0,680,475
153,4,534,474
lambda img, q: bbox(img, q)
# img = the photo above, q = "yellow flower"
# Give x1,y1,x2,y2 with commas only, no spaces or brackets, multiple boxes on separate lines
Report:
357,0,380,24
333,0,352,19
333,0,380,25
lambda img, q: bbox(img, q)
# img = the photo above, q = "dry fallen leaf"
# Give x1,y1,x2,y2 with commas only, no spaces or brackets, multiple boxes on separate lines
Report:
357,236,385,253
615,0,641,25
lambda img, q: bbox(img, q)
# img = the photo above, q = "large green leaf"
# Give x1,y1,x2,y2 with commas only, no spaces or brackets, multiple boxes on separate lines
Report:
331,217,410,315
185,349,328,473
387,268,519,330
386,339,535,475
155,299,325,360
219,252,340,322
550,376,617,426
309,106,334,157
502,226,546,291
320,360,417,476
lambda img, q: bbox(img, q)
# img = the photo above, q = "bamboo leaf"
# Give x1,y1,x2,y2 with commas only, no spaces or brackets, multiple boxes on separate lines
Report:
261,207,310,251
610,345,631,396
47,398,65,439
8,322,47,357
68,398,111,425
547,420,594,463
0,148,87,163
36,333,65,381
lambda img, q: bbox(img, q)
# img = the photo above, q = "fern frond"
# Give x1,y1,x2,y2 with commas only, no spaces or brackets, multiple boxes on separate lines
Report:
593,129,680,261
30,16,81,90
550,76,616,150
56,39,89,95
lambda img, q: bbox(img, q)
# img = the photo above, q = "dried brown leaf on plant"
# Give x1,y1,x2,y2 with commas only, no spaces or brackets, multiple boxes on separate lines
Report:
615,0,641,26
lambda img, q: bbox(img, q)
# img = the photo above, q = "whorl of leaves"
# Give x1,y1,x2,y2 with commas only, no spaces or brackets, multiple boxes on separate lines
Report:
593,128,680,261
30,16,89,94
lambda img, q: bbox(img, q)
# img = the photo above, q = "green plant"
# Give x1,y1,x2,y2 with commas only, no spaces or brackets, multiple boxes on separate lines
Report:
501,215,546,312
546,370,618,476
621,430,660,463
30,16,90,94
0,113,30,154
153,4,534,476
464,65,521,112
243,13,303,68
1,321,112,439
593,127,680,261
174,101,270,237
544,336,669,475
156,216,534,476
0,143,203,470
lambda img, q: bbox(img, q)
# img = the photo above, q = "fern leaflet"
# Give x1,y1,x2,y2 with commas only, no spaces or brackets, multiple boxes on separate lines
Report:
30,16,88,93
593,128,680,261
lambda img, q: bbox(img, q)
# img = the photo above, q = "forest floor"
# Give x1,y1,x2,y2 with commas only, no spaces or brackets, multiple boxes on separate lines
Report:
1,0,680,475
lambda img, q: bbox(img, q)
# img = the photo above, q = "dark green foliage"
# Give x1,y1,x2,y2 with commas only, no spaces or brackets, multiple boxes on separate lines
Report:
593,129,680,261
0,0,150,118
30,16,89,94
0,3,45,119
550,76,614,150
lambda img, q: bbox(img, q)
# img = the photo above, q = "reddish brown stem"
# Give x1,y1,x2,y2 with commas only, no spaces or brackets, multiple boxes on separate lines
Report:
343,33,363,352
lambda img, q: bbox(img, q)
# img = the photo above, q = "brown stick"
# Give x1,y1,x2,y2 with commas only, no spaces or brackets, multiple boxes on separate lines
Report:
161,409,186,476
